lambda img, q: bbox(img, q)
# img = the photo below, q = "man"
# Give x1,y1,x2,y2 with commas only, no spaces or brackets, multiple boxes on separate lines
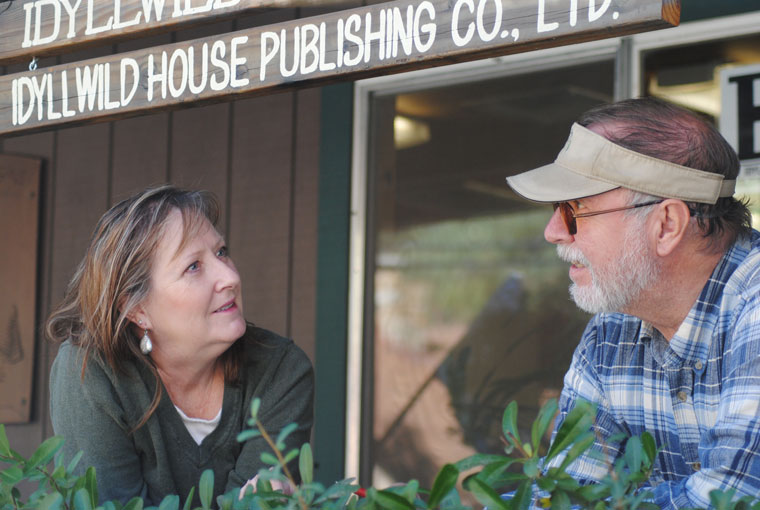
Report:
505,97,760,508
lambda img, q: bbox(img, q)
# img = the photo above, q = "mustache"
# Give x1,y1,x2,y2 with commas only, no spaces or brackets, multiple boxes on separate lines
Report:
556,244,590,267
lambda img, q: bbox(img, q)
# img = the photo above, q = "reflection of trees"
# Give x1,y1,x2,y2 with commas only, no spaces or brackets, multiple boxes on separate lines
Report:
371,211,590,488
438,275,588,454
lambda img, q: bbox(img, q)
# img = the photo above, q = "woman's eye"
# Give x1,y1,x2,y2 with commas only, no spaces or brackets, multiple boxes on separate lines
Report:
186,261,200,272
217,246,228,257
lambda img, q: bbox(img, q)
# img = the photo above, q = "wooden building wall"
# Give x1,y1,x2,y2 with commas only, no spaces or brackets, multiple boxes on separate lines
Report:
0,10,321,458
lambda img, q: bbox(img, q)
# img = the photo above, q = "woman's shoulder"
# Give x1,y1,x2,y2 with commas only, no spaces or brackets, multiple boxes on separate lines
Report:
51,339,150,410
238,324,313,378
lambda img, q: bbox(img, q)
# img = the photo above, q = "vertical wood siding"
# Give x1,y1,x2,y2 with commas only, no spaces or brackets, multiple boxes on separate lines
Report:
0,14,320,458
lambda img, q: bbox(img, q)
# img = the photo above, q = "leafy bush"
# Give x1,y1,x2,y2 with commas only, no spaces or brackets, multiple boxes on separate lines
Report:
1,399,756,510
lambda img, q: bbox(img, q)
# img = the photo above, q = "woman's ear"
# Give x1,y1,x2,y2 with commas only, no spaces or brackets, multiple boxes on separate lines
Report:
651,199,691,257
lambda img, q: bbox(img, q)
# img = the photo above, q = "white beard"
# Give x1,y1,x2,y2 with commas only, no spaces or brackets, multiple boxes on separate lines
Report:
556,221,660,314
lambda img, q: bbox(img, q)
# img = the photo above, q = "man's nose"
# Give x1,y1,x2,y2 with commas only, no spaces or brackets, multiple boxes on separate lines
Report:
544,207,574,244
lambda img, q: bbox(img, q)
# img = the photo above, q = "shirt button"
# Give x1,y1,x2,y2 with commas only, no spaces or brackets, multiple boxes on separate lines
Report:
692,462,701,471
695,360,703,370
677,391,688,402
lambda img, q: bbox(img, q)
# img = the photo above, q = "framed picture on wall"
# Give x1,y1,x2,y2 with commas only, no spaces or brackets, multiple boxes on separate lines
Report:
0,154,41,424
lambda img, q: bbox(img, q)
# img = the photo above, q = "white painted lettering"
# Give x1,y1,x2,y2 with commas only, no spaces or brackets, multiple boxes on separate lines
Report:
114,0,142,29
12,79,18,126
22,3,34,48
18,77,36,125
476,0,501,42
188,44,209,93
213,0,240,7
393,6,414,56
279,28,299,78
301,24,320,75
260,32,280,81
451,0,475,47
589,0,611,22
168,48,189,97
363,11,385,63
30,74,49,120
336,18,344,68
46,73,62,120
230,36,250,87
120,58,140,106
537,0,558,32
85,0,114,35
210,40,230,90
569,0,578,26
141,0,167,22
343,14,363,67
147,52,168,101
318,22,336,72
60,0,84,38
76,64,99,111
33,0,61,46
183,0,214,16
103,63,120,109
60,70,75,117
413,1,436,53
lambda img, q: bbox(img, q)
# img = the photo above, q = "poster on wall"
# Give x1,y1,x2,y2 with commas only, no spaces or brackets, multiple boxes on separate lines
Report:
0,155,41,424
720,63,760,179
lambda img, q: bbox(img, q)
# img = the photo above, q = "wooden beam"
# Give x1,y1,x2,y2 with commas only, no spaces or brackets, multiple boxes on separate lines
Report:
0,0,680,137
0,0,350,65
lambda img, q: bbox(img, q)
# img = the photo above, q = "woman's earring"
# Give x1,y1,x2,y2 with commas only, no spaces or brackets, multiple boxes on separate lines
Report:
140,329,153,355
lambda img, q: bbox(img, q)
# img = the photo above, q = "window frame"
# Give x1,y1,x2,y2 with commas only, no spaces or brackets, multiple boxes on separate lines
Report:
346,37,625,481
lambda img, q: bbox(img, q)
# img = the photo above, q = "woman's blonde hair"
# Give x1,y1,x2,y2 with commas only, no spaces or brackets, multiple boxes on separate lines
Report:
46,184,243,430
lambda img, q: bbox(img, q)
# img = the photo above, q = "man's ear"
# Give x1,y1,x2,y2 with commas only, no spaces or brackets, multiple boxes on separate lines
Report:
650,199,691,257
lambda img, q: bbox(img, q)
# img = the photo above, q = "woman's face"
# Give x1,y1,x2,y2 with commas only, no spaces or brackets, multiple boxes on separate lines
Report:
136,209,246,362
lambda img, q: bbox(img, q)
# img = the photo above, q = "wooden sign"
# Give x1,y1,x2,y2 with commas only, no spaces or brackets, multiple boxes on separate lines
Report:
0,0,680,137
0,0,347,65
0,154,41,424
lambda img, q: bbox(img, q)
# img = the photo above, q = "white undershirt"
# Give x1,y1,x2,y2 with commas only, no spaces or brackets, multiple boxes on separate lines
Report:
175,405,222,445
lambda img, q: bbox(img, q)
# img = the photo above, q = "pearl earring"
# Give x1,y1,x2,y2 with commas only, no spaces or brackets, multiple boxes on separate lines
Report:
140,329,153,355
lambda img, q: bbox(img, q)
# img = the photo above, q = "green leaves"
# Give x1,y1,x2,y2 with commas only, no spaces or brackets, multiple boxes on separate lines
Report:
531,399,558,453
0,425,10,459
198,469,214,510
465,477,508,510
427,464,458,509
545,400,595,464
501,401,521,451
24,436,64,474
299,443,314,484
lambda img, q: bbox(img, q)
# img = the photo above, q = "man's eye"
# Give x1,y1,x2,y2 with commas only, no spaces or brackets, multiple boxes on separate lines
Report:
186,261,199,272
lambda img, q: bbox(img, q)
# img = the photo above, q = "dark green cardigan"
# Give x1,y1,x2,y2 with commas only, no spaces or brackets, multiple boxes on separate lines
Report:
49,326,314,506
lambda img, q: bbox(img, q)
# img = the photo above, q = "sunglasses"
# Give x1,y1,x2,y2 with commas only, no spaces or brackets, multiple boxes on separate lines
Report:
552,200,664,235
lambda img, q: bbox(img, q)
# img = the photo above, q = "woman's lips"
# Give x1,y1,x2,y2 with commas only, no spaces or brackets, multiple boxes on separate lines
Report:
214,300,236,313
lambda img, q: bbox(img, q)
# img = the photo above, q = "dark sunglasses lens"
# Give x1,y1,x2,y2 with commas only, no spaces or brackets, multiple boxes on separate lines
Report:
553,202,576,235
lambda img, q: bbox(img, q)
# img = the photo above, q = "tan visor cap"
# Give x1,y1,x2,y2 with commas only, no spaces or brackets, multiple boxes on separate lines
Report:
506,123,736,205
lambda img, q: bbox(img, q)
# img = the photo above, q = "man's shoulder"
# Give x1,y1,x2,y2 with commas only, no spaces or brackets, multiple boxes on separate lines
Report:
725,230,760,298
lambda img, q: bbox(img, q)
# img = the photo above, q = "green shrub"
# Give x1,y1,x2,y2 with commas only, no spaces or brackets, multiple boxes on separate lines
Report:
1,399,756,510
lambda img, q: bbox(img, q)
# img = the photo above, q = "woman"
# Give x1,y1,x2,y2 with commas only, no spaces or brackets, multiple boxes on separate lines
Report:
47,185,314,505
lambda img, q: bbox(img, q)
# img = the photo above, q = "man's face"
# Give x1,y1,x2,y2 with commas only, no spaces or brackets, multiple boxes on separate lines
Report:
544,189,661,314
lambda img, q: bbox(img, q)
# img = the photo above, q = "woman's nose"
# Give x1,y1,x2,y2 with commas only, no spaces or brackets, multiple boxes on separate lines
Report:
214,258,241,291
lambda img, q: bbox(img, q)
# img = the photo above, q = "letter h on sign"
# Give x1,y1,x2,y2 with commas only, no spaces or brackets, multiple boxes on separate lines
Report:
729,72,760,160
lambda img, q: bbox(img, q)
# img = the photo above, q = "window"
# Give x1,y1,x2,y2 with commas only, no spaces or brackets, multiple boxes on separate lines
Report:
358,57,615,489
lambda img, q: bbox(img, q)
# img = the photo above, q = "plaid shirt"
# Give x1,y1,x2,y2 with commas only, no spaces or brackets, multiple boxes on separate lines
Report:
551,230,760,508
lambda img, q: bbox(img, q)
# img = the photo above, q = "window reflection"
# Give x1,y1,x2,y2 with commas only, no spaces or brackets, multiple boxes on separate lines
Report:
366,61,615,489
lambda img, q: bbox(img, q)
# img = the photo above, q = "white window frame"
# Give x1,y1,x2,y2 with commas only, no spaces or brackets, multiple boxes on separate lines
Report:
345,37,625,480
628,11,760,98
